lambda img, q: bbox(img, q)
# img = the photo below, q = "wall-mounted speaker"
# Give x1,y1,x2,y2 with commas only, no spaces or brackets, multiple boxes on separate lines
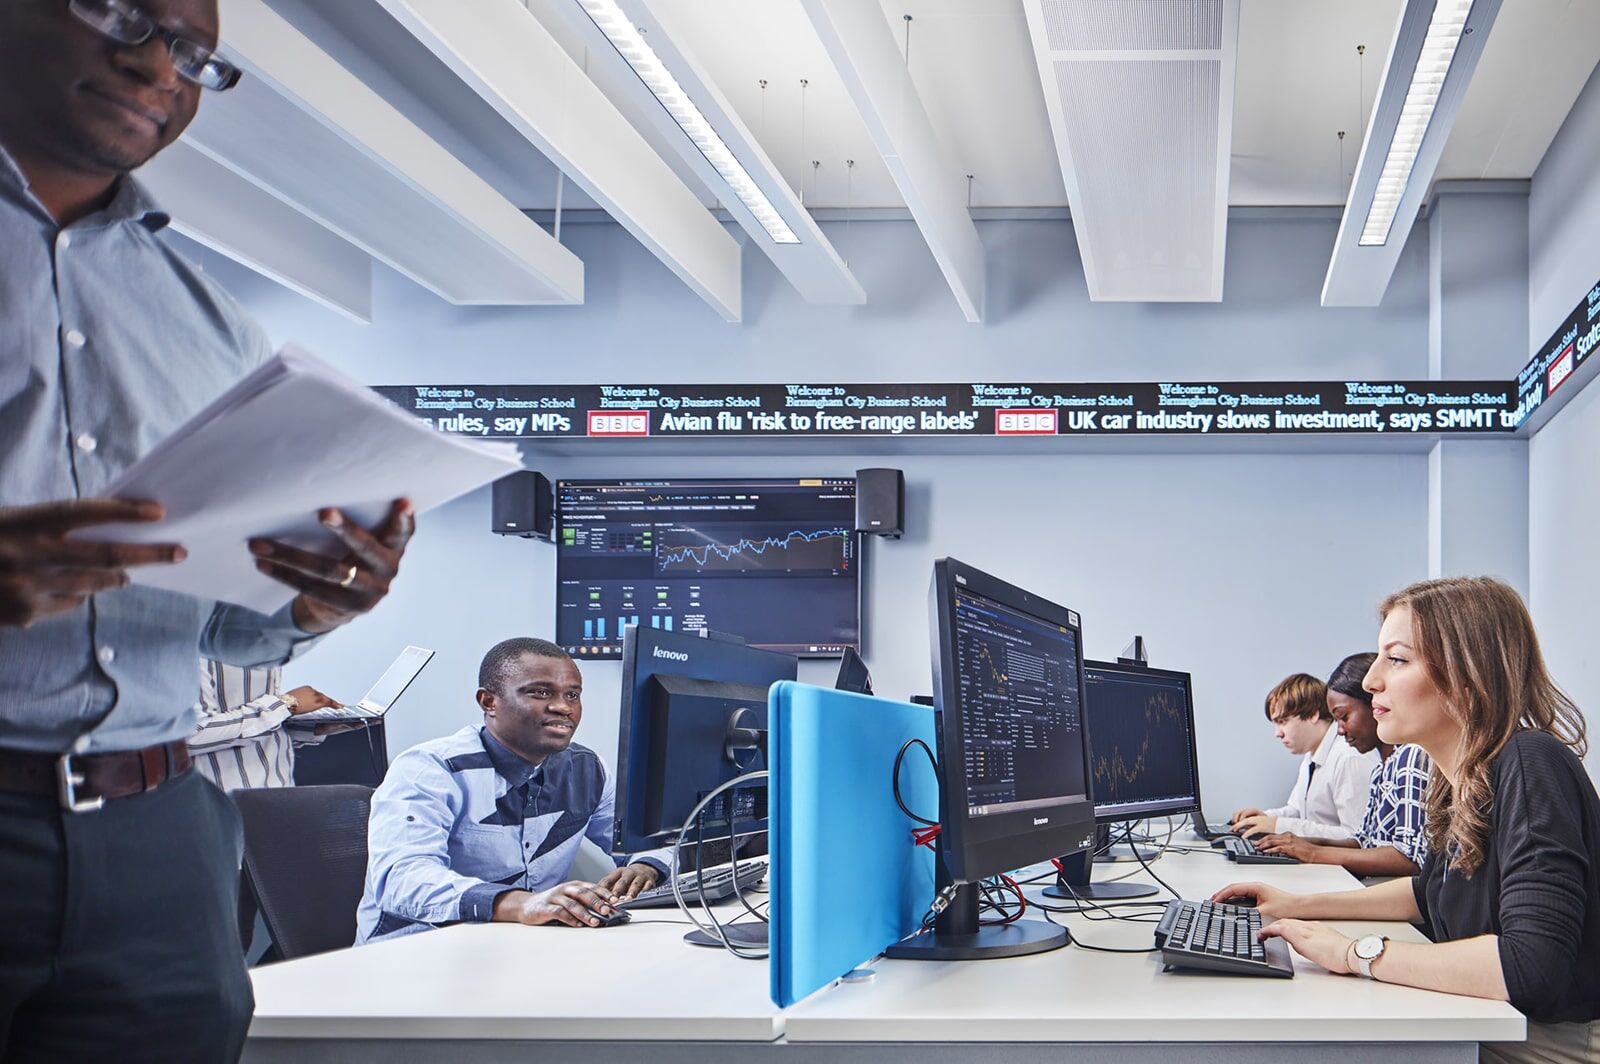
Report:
854,468,904,538
491,471,553,540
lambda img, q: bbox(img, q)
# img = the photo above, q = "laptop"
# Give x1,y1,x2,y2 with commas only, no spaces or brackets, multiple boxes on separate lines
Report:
1192,807,1240,842
289,645,434,724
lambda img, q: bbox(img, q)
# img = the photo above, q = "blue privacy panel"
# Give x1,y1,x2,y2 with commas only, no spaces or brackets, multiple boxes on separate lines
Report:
769,682,938,1007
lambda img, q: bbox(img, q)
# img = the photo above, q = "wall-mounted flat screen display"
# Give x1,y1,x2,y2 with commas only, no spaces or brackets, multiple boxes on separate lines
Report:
556,478,860,659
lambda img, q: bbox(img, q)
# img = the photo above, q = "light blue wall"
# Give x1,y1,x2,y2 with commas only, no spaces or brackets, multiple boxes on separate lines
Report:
182,212,1440,815
1528,62,1600,781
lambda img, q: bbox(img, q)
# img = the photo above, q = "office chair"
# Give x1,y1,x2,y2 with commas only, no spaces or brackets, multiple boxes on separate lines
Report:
233,784,373,962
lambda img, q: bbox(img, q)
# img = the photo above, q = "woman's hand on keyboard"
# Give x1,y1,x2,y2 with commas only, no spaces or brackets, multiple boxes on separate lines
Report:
1258,919,1354,975
1255,832,1316,861
1210,880,1300,920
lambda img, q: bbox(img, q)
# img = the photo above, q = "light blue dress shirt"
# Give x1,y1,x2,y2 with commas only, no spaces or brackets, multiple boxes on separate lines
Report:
358,725,671,943
0,145,315,754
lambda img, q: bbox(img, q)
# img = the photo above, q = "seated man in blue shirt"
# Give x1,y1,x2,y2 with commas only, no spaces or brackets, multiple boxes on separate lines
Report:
358,638,669,942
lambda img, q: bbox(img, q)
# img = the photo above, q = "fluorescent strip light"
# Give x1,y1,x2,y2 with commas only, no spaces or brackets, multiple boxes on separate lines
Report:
1358,0,1475,246
576,0,800,244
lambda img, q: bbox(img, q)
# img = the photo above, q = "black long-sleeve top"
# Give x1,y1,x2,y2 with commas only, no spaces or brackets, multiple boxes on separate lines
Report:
1412,729,1600,1024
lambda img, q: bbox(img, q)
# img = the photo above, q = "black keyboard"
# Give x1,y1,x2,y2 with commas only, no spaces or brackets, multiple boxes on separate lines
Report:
620,859,768,910
1154,900,1294,978
1221,835,1300,865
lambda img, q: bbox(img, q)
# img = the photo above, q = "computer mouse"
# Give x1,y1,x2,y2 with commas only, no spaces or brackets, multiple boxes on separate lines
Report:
584,907,632,928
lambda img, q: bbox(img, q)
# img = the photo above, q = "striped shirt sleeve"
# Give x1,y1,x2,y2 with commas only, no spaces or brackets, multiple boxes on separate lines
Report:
188,658,293,752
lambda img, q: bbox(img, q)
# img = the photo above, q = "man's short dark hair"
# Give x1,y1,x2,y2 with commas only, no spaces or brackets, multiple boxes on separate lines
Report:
478,638,572,694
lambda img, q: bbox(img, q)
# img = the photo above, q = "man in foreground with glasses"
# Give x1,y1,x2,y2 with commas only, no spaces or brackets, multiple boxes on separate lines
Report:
0,1,413,1059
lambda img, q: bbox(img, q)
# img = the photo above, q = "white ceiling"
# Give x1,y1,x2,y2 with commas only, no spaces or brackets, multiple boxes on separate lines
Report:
528,0,1599,210
194,0,1598,317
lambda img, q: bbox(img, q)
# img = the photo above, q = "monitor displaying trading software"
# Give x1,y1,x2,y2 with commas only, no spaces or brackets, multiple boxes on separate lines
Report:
1081,660,1201,824
556,478,860,660
928,558,1096,883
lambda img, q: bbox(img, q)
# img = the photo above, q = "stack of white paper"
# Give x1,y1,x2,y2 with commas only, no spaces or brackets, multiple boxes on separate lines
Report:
86,344,524,613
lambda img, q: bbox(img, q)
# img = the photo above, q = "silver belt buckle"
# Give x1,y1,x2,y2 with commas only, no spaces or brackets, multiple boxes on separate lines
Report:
56,753,105,813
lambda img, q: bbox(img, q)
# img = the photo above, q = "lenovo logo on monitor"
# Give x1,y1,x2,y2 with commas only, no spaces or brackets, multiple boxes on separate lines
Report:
652,646,689,662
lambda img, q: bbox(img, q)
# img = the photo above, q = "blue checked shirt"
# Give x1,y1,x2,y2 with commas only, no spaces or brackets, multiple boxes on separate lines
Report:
358,725,671,943
1356,742,1432,866
0,145,316,755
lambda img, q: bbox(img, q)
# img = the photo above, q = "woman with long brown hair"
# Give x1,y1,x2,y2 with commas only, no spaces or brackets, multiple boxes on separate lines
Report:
1212,576,1599,1063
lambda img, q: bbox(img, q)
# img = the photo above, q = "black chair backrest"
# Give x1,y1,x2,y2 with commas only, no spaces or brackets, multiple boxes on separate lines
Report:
233,784,373,961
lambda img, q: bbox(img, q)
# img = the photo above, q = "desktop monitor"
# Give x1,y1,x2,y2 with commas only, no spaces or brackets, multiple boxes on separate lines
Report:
1045,660,1202,903
885,558,1096,960
613,624,797,945
555,477,860,660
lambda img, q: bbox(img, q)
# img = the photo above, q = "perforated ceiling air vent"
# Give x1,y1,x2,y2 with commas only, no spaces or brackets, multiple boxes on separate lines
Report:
1039,0,1224,52
1023,0,1239,302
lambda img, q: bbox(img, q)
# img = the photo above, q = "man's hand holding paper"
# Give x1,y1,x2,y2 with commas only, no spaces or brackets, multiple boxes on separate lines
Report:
68,345,522,614
250,499,416,635
0,499,183,628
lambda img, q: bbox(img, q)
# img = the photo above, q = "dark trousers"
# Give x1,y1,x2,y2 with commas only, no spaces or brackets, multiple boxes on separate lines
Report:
0,769,254,1062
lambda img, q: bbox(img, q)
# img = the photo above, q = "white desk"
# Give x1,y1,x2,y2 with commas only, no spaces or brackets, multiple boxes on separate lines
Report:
243,846,1523,1063
243,908,782,1061
782,847,1524,1063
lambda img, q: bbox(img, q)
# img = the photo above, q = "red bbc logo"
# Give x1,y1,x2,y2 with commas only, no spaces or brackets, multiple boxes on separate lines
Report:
995,408,1058,435
1548,345,1575,395
587,411,650,437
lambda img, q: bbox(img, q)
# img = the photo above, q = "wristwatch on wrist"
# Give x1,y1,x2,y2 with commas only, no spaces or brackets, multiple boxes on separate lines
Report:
1352,934,1388,978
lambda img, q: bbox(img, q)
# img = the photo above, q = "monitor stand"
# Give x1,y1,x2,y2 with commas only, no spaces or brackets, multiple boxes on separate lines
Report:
884,881,1066,961
1042,839,1159,905
684,924,767,949
1096,844,1160,864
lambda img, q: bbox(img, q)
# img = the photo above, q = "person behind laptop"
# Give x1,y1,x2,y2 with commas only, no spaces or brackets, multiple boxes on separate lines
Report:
1213,577,1598,1064
358,638,669,942
189,659,344,790
1231,673,1379,840
1251,652,1431,875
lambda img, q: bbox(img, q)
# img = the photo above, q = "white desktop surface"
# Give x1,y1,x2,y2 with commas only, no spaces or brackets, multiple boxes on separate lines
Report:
781,846,1525,1045
245,846,1524,1057
246,914,782,1042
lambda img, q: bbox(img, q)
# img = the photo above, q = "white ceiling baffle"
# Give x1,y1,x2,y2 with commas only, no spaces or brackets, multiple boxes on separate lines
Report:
802,0,987,323
190,0,583,307
1021,0,1240,302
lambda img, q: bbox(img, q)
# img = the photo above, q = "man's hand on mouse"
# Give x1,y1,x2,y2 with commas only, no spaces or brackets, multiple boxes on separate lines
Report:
495,881,622,928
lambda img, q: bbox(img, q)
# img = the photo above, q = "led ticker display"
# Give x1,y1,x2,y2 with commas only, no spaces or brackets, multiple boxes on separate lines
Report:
374,379,1521,440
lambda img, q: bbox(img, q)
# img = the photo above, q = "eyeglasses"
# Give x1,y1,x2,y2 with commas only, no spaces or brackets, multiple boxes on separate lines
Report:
68,0,242,91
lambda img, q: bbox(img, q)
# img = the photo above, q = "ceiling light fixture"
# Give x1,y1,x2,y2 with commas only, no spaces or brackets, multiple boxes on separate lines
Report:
576,0,799,244
1358,0,1474,246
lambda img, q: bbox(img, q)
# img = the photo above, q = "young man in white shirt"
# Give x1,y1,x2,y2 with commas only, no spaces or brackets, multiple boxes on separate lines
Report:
1231,672,1379,840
